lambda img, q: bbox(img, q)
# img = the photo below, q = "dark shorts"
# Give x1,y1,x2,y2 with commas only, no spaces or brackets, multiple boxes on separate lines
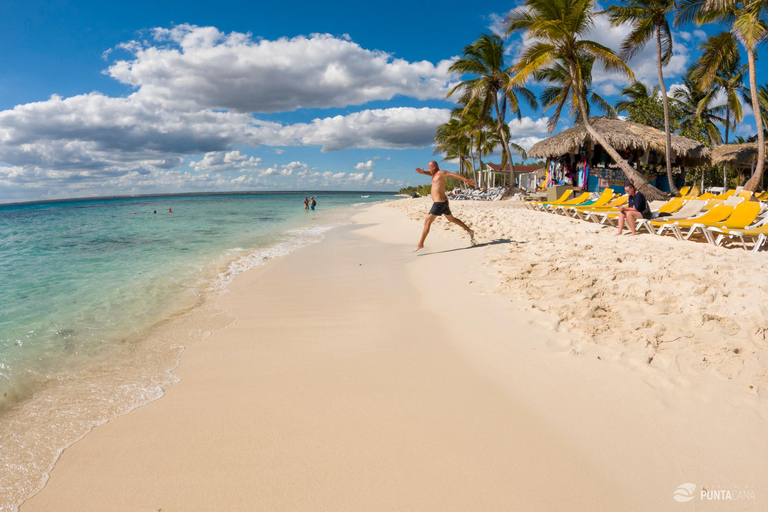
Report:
429,201,451,216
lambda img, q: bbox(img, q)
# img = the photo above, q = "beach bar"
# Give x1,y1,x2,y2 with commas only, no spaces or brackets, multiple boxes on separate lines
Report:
711,142,768,190
527,117,710,194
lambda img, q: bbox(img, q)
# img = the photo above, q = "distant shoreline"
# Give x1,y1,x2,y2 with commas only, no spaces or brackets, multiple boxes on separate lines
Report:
0,190,397,208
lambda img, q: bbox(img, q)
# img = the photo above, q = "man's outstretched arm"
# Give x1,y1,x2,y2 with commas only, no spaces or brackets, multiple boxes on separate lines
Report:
415,167,431,175
441,170,476,186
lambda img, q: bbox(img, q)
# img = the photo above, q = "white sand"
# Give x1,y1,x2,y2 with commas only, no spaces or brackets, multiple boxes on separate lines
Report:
390,197,768,394
18,201,768,511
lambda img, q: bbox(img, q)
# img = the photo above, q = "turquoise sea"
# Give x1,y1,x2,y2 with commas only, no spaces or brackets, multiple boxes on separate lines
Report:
0,192,390,510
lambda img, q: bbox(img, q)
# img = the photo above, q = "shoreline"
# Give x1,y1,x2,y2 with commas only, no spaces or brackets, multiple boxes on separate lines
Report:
17,200,768,510
1,202,369,512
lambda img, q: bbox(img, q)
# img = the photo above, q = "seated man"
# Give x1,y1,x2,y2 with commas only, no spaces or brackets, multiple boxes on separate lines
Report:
616,182,649,236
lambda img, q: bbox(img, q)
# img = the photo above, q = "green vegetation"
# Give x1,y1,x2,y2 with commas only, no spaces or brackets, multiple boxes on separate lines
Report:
398,184,431,196
437,0,768,193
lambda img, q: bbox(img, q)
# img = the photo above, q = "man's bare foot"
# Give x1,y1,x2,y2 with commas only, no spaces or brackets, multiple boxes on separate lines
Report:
614,232,622,236
413,245,424,252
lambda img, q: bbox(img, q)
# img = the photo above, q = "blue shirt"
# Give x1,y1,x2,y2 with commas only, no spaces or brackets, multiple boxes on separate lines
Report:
628,191,647,213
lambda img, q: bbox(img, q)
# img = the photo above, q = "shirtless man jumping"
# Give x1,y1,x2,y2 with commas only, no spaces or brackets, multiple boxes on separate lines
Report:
413,161,476,251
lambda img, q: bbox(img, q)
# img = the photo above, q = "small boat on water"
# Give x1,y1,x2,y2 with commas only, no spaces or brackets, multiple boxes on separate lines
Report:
361,195,370,198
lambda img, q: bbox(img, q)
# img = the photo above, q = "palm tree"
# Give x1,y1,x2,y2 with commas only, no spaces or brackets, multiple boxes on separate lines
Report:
742,84,768,139
505,0,669,199
676,0,767,191
448,33,538,180
615,81,660,115
460,101,503,187
671,71,727,146
434,116,471,180
603,0,679,193
536,53,617,134
691,32,745,144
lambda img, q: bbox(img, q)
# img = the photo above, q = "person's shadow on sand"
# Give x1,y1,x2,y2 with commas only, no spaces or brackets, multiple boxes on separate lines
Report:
416,238,521,255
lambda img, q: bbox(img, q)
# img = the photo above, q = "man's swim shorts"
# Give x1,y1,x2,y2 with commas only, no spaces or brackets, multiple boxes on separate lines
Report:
429,201,451,216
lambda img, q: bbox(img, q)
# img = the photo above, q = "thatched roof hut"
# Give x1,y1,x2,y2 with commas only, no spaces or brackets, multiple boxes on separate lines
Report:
528,117,710,164
711,143,767,171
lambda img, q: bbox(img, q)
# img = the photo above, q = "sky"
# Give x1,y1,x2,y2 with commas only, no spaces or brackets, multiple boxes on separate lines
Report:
0,0,765,203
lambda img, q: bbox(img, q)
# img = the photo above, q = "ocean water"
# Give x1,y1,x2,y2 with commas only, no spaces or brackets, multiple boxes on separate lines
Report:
0,192,390,510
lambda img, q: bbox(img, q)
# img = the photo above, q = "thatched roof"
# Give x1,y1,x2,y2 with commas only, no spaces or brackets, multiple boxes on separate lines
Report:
528,117,710,164
712,143,767,170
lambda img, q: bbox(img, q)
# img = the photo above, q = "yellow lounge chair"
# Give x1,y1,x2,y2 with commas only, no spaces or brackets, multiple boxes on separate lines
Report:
677,186,691,197
681,185,701,199
701,198,724,211
637,199,707,234
544,192,591,212
601,197,685,226
738,190,754,200
563,188,615,216
683,201,762,243
528,190,573,210
695,192,715,200
757,191,768,200
651,204,734,239
579,195,629,221
602,198,685,226
709,223,768,252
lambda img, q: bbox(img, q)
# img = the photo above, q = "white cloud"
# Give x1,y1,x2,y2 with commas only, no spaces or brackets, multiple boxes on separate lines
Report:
348,171,374,182
354,160,375,170
258,107,451,151
512,136,546,152
507,116,550,137
257,161,308,177
0,24,461,201
107,25,457,113
189,150,262,172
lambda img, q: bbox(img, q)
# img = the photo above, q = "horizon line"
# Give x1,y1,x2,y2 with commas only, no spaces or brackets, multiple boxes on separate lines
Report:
0,189,399,208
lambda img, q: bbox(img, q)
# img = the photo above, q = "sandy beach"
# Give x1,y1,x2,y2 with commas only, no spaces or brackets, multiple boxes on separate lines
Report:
19,200,768,511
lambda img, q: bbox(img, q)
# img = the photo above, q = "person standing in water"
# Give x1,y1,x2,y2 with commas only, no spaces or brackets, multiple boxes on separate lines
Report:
414,161,476,251
310,197,316,211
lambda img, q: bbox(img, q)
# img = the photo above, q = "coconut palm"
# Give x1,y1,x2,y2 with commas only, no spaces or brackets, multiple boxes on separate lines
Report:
691,32,745,144
615,81,660,115
614,82,672,130
448,33,538,177
536,53,618,134
505,0,668,199
671,72,727,146
676,0,767,191
603,0,679,193
434,116,471,180
459,101,503,187
742,84,768,139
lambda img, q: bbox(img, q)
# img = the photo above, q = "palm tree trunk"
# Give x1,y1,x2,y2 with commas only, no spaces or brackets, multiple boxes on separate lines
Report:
478,146,485,190
492,92,517,184
725,104,730,145
657,28,677,195
567,59,668,201
744,47,765,192
468,136,478,188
